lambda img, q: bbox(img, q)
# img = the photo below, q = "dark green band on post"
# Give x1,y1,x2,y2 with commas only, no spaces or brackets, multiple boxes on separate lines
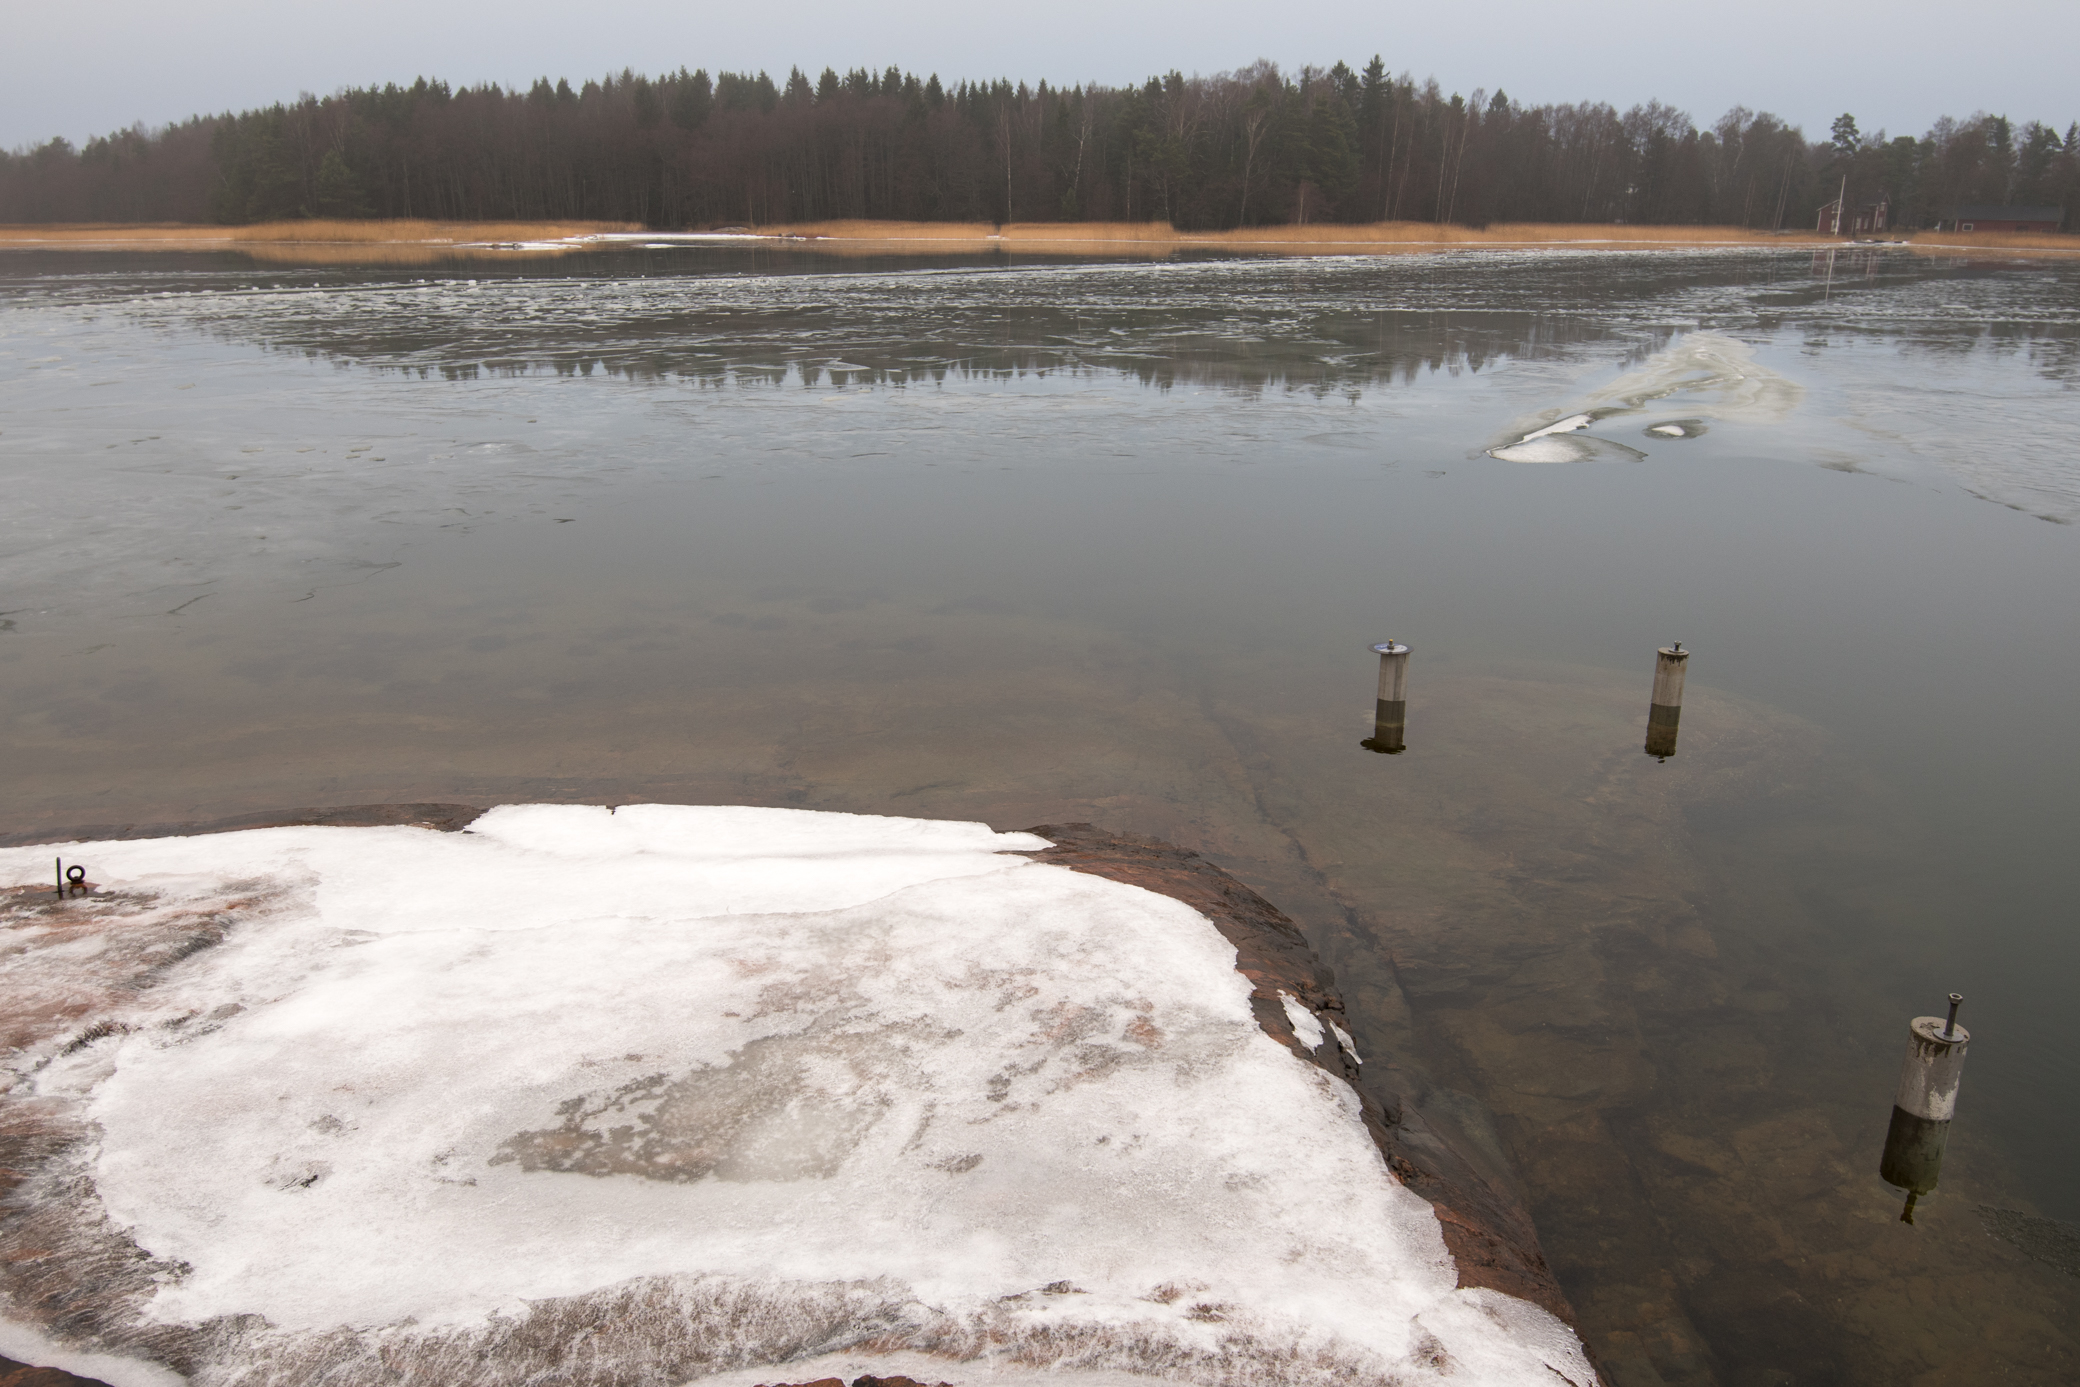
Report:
1879,1104,1950,1195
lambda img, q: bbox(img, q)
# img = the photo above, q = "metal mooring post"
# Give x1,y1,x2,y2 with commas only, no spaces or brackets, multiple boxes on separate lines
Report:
1361,641,1409,754
1644,642,1689,760
1879,993,1970,1224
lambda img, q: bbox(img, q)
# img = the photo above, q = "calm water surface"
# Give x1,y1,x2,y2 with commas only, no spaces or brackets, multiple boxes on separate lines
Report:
3,244,2077,1385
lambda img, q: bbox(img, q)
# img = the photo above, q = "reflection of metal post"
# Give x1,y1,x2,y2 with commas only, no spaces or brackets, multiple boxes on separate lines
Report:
1880,994,1969,1225
1644,643,1688,760
1361,641,1409,754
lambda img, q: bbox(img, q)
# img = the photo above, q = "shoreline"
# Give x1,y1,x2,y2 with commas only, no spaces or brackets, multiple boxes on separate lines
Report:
0,217,2071,264
1,803,1575,1321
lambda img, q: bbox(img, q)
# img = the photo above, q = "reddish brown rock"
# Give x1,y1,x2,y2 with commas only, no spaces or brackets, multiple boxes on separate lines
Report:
1021,822,1579,1328
0,1356,109,1387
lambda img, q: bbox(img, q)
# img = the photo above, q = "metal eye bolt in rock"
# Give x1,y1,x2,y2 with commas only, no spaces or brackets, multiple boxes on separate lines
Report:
1644,641,1688,760
1361,640,1409,754
1880,993,1970,1225
54,858,89,898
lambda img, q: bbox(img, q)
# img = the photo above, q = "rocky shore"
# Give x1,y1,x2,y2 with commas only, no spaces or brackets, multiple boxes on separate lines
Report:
1,804,1585,1386
1021,823,1575,1328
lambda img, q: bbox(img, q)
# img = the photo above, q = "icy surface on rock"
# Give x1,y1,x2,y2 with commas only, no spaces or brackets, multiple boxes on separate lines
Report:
0,1315,184,1387
0,805,1595,1386
1328,1019,1362,1064
1278,991,1325,1052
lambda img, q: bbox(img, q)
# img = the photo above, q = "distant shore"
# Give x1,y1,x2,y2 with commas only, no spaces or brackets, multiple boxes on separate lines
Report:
0,217,2071,264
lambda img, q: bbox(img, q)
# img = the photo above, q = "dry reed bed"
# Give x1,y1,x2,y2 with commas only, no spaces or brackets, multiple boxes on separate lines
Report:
0,219,2071,263
769,218,1846,248
768,220,2078,254
1901,230,2080,252
763,218,1700,247
0,219,637,248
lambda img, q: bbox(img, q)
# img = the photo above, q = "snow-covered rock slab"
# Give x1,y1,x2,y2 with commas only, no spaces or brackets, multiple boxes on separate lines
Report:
0,805,1595,1386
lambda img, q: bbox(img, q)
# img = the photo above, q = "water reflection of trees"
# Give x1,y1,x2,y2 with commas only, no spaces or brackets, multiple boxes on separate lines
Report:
149,252,1796,394
261,309,1623,394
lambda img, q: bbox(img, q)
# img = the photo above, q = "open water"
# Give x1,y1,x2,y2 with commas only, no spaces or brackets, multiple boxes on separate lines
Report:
2,242,2077,1385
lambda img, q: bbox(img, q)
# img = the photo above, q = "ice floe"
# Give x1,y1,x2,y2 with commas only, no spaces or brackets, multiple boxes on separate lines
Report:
1487,411,1599,463
0,805,1595,1386
1488,332,1797,463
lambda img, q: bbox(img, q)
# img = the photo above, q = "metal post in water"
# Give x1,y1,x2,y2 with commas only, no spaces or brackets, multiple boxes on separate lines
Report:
1644,642,1689,760
1879,993,1970,1224
1361,641,1409,754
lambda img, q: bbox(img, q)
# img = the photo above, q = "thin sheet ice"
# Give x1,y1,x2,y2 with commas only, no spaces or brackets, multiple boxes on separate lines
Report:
1486,333,1799,463
0,805,1594,1386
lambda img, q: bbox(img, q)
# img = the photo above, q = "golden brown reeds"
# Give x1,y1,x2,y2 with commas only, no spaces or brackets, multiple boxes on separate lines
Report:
3,218,2068,262
764,218,2065,257
0,219,638,258
1903,229,2080,253
233,242,582,267
765,219,1178,244
229,218,637,244
764,218,1873,252
1189,221,1792,246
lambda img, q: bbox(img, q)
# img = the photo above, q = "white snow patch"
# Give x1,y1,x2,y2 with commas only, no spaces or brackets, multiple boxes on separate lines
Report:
1279,990,1325,1052
683,1349,1194,1387
1487,412,1596,462
0,805,1594,1386
1329,1019,1362,1064
0,1316,186,1387
1489,332,1801,464
1489,434,1595,463
1523,411,1595,440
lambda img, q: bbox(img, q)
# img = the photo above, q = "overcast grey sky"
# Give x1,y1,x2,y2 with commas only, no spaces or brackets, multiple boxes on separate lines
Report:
5,0,2073,151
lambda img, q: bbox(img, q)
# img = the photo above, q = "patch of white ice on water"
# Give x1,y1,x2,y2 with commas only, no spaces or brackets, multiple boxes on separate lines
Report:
0,805,1596,1387
1488,332,1799,463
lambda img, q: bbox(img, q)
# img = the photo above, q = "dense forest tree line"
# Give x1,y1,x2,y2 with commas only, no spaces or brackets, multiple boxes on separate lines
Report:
3,59,2075,230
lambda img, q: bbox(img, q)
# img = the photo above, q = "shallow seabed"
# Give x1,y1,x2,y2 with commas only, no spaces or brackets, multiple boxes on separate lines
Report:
2,244,2077,1386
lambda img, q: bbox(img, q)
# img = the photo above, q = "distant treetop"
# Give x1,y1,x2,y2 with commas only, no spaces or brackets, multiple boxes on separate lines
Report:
2,63,2072,230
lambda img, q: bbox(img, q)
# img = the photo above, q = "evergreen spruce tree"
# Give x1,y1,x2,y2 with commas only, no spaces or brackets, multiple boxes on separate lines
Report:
311,149,369,218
